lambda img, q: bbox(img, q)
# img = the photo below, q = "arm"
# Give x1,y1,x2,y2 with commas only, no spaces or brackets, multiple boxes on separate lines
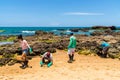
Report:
40,53,46,65
48,53,53,63
68,38,73,49
24,40,32,53
47,54,53,67
24,40,30,49
100,42,105,48
50,57,53,63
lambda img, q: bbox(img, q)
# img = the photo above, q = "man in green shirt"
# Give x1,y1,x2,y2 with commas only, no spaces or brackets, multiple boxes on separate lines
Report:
67,33,76,63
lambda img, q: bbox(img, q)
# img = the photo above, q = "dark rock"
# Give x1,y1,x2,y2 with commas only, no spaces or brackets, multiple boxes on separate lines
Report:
35,30,48,35
69,28,80,32
32,42,56,55
106,42,120,58
91,26,116,30
0,58,11,66
108,47,119,54
57,29,66,31
54,40,69,50
109,26,116,30
90,31,104,36
76,41,99,53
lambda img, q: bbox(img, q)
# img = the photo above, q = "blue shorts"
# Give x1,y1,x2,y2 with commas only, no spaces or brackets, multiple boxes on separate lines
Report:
22,49,29,55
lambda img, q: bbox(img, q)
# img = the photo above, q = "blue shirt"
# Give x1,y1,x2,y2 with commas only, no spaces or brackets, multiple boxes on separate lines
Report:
101,41,110,48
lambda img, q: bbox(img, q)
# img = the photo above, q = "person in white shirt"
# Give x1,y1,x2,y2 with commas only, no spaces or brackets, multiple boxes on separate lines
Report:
40,51,53,67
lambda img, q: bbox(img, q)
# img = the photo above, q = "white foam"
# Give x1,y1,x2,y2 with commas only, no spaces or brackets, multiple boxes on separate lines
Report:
0,42,14,46
22,31,35,33
66,30,71,32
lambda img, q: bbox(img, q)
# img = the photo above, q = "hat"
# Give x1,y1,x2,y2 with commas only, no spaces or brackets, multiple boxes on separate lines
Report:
18,34,23,40
70,33,73,35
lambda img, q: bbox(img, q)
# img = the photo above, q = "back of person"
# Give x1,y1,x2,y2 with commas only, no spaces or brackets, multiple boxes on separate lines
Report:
43,52,52,59
68,36,76,49
100,40,110,58
101,41,110,48
67,33,76,63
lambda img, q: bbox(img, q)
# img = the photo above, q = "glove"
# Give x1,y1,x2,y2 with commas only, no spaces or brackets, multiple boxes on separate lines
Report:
40,61,44,67
47,62,52,67
29,48,32,54
40,61,43,65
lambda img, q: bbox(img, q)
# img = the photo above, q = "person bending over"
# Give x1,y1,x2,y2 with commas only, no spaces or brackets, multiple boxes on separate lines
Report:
40,51,53,67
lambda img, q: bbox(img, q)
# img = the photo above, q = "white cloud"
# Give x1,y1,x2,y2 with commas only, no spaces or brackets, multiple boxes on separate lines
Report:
64,12,104,16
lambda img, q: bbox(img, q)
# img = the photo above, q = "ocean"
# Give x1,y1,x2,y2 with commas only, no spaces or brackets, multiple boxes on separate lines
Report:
0,27,92,36
1,26,120,36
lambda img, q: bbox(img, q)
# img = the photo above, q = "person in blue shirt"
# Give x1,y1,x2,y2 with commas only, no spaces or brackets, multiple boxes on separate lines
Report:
100,39,110,58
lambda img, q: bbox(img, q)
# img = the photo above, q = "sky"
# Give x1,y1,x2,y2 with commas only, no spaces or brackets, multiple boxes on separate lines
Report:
0,0,120,27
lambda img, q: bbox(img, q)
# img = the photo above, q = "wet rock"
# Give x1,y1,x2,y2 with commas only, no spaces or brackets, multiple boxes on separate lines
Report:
90,31,104,36
107,42,120,58
0,58,12,66
108,47,119,54
32,42,56,55
0,53,18,66
91,26,116,30
57,29,66,31
76,41,99,54
69,28,80,32
54,40,69,50
35,30,48,35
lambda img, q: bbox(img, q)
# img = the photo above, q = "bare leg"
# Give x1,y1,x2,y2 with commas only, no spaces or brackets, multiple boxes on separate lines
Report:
20,53,28,69
71,49,75,61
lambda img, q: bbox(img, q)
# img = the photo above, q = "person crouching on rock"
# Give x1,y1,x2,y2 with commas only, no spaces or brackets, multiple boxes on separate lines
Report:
67,33,77,63
100,39,110,58
18,34,32,69
40,51,53,67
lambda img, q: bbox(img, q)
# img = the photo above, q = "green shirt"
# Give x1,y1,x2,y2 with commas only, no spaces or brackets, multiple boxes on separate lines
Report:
68,36,76,49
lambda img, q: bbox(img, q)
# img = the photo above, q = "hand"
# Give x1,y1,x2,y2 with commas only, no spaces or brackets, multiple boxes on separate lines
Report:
29,48,32,54
40,61,44,67
40,61,43,65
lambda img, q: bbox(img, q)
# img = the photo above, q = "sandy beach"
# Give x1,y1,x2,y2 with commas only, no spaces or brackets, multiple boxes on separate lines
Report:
1,0,120,79
0,50,120,80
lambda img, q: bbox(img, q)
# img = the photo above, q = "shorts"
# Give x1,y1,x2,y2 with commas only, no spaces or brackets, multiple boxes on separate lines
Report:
102,47,109,54
22,49,29,55
68,48,75,55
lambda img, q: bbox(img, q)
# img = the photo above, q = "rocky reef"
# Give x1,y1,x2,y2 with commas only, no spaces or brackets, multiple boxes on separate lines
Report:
1,29,120,66
91,26,116,30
